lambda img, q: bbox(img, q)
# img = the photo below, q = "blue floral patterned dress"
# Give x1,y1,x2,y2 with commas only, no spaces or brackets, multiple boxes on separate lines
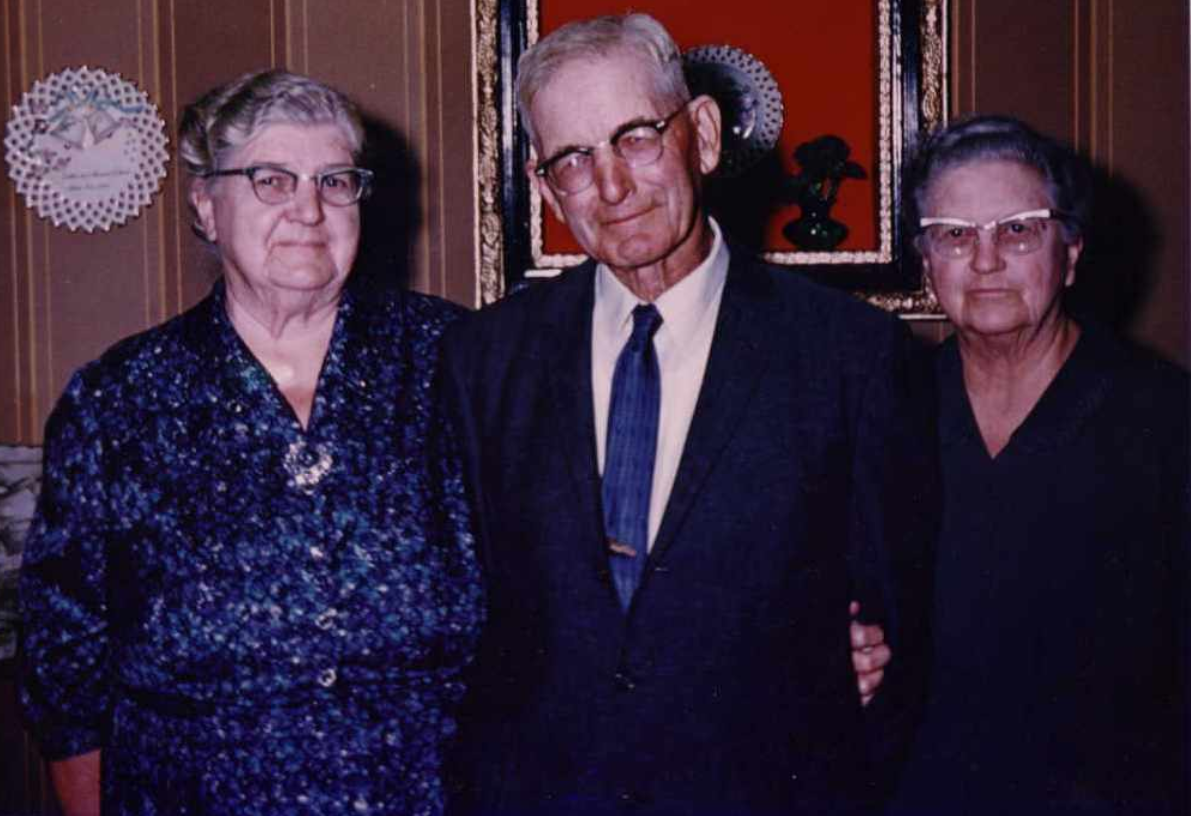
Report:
19,281,484,816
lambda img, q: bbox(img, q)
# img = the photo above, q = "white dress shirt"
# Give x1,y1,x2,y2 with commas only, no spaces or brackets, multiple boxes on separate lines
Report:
592,219,730,551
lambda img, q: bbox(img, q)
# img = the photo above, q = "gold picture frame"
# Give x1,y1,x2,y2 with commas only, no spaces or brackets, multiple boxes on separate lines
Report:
473,0,947,315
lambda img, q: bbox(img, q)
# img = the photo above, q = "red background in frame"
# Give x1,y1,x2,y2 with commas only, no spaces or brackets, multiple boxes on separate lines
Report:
538,0,879,256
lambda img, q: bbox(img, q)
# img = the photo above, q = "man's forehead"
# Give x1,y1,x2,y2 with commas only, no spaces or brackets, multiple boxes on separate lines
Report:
529,54,666,149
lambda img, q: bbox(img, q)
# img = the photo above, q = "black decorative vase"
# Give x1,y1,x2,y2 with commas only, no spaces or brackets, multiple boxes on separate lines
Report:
783,199,849,250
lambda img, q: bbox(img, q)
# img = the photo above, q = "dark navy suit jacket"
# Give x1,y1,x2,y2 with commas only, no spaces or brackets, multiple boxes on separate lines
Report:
440,252,939,815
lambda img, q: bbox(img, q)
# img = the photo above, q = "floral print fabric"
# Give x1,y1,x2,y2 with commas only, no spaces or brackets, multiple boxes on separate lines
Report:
20,281,483,815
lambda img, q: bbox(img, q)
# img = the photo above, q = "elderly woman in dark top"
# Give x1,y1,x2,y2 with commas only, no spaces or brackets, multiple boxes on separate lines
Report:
19,69,483,816
890,115,1188,814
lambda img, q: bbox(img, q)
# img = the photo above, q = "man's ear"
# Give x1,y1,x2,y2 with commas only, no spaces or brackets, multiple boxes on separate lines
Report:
189,178,218,243
687,94,722,177
527,155,567,224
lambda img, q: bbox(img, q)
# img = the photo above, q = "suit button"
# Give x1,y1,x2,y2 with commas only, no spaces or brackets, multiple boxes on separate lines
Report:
617,789,650,808
614,671,636,691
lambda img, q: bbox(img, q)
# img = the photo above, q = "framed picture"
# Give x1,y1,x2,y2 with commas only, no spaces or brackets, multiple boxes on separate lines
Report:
473,0,947,314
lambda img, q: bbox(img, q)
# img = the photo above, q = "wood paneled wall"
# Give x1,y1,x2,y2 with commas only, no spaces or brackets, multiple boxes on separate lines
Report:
1,0,476,444
3,1,1188,445
1,2,1188,814
949,0,1189,366
6,2,1187,448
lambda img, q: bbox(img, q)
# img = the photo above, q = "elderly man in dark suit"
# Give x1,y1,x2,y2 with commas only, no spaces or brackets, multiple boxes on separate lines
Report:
441,13,937,816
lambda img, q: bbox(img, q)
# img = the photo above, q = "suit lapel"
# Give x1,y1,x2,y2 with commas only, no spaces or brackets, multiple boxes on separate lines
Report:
539,264,609,567
650,255,776,562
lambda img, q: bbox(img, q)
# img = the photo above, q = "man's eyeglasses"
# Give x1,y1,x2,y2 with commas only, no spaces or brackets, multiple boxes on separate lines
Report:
202,165,374,207
917,209,1069,258
533,105,688,195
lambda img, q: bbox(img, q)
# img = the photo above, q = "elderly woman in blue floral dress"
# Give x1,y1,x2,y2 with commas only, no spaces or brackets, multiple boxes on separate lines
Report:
19,70,483,816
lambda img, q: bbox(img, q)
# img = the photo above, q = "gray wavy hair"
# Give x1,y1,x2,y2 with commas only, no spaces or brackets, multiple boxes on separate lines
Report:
905,114,1092,247
178,69,364,176
515,13,691,149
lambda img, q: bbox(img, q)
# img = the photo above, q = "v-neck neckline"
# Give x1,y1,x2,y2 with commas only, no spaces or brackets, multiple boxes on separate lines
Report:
939,322,1113,464
210,281,353,438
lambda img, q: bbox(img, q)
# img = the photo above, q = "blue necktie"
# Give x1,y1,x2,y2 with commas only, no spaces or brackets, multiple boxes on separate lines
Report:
602,303,663,610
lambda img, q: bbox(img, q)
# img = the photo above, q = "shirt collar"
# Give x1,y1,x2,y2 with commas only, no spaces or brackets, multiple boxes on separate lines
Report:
593,217,729,344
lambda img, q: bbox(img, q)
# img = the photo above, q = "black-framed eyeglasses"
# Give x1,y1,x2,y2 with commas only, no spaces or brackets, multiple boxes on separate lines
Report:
202,165,374,207
533,104,689,195
917,208,1071,258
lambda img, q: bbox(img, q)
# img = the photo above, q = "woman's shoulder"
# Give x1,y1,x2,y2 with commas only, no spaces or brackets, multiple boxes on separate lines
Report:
399,288,470,333
70,293,216,392
42,293,219,443
1081,321,1188,407
348,283,469,342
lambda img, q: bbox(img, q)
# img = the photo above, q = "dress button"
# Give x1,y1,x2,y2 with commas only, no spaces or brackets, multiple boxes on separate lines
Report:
614,671,636,691
317,667,337,687
315,609,337,630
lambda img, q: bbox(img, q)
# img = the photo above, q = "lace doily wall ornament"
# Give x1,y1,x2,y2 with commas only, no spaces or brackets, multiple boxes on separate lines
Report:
5,67,170,233
683,45,784,179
